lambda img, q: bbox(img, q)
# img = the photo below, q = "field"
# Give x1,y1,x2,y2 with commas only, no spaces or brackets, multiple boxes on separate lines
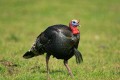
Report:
0,0,120,80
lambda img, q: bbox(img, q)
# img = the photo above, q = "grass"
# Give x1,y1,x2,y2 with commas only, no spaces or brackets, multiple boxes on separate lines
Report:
0,0,120,80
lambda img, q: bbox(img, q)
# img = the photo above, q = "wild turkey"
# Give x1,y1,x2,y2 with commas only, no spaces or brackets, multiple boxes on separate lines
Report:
23,19,83,77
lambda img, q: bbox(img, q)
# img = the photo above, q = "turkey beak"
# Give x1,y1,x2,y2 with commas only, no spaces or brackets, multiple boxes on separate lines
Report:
78,24,81,27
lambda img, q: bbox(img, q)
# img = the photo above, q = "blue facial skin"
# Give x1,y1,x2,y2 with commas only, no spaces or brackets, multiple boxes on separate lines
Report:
72,21,79,27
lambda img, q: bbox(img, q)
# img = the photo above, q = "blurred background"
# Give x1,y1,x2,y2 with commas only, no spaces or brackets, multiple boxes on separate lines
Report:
0,0,120,80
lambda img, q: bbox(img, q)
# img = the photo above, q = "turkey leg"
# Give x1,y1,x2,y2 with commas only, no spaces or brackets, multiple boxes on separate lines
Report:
64,60,74,78
46,54,51,79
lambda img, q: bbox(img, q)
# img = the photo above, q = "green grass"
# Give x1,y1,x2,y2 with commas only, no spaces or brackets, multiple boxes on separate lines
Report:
0,0,120,80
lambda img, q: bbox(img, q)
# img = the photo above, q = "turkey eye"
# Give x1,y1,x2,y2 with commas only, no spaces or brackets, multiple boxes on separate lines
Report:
72,21,76,23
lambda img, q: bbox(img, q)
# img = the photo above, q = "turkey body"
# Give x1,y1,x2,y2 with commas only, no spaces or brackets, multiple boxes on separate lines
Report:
39,25,80,60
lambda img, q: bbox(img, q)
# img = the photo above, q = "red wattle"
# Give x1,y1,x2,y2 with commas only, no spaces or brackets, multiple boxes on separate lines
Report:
70,26,80,34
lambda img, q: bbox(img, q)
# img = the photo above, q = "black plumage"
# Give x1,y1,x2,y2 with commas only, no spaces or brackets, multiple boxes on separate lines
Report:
23,20,83,78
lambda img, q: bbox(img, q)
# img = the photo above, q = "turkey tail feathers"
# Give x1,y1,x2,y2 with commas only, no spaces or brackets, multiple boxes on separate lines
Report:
23,51,35,59
74,48,83,64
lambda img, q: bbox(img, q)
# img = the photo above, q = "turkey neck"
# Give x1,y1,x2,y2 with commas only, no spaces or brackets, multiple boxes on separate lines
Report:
69,26,80,35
